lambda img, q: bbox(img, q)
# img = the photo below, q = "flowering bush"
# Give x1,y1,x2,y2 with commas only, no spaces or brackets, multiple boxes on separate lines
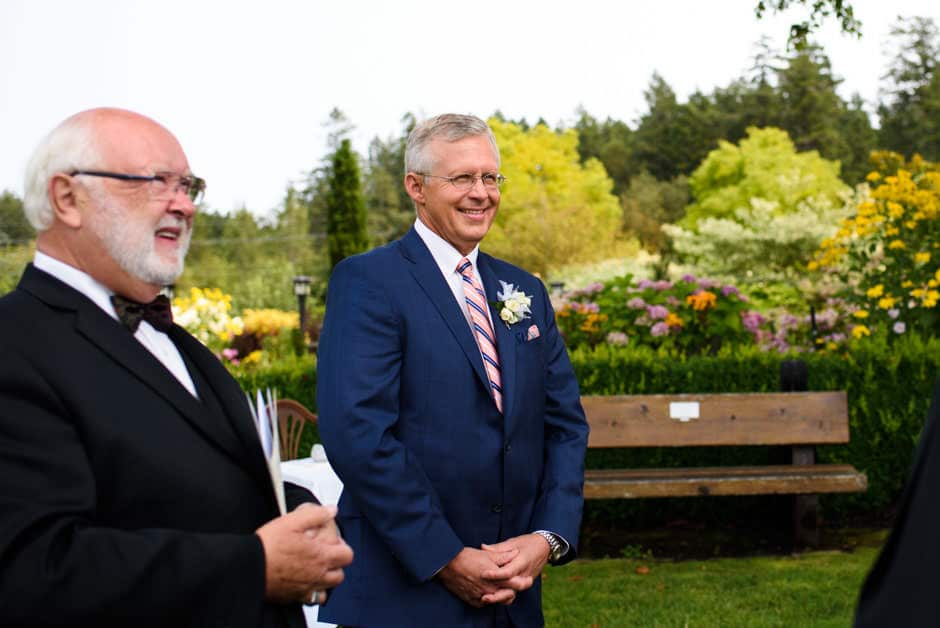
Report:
556,274,758,354
228,308,301,367
172,287,244,352
810,152,940,338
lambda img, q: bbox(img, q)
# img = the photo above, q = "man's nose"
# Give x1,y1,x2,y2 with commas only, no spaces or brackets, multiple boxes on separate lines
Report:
168,187,196,217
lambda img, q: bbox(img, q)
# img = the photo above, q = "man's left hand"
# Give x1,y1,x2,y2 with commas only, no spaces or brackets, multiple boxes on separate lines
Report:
479,533,551,600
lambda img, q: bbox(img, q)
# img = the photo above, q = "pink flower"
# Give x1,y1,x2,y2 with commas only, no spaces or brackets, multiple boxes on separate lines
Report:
627,297,647,309
650,322,670,337
893,322,906,334
606,332,629,345
647,305,669,320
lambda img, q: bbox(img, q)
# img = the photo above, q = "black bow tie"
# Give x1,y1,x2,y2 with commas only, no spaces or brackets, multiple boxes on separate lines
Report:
111,294,174,333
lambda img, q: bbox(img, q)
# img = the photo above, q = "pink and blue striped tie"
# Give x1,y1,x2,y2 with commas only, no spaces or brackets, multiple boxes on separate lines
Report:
457,258,503,413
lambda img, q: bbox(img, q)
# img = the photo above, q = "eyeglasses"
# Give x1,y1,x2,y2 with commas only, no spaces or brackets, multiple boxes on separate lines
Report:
70,170,207,203
418,172,506,190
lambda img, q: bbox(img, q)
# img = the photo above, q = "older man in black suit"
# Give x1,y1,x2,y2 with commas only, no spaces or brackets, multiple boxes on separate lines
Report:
0,108,352,627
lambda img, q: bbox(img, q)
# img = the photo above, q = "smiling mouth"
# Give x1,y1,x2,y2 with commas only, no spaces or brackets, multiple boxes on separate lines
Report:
458,207,488,216
155,226,184,241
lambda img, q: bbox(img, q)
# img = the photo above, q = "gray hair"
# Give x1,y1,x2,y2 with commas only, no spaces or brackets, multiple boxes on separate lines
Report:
23,114,102,231
404,113,500,175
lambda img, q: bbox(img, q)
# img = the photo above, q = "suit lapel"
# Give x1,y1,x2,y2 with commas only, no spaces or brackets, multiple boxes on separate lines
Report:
478,254,517,419
171,328,273,489
19,265,254,469
399,229,491,396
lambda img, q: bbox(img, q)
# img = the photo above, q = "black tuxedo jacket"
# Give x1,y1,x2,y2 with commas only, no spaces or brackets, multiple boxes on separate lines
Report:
0,264,306,627
855,379,940,626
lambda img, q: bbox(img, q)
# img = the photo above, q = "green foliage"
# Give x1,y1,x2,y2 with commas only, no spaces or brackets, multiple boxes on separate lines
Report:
484,119,623,277
878,17,940,162
0,191,32,245
363,113,416,247
326,138,369,270
755,0,862,51
572,108,638,195
682,127,850,227
620,171,689,252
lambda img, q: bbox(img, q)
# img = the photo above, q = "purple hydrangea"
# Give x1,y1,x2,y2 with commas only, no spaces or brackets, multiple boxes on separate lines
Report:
653,280,673,291
627,297,647,310
650,322,670,337
721,285,740,297
741,311,767,333
647,305,669,320
681,274,697,282
636,279,655,289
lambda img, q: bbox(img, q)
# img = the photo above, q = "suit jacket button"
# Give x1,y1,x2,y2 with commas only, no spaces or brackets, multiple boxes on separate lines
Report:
492,504,503,513
504,443,512,454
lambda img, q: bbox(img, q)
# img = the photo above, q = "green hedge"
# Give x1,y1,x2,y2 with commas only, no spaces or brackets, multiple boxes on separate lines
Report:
234,335,940,519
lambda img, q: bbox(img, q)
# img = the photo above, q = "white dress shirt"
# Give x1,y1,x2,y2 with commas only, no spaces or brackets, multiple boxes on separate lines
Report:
413,218,496,332
33,251,199,398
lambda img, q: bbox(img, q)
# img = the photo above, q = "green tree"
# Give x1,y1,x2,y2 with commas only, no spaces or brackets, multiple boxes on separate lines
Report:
878,16,940,161
0,191,32,245
682,126,850,227
363,113,415,246
665,127,852,280
572,108,638,195
620,171,689,252
484,120,622,278
325,138,368,270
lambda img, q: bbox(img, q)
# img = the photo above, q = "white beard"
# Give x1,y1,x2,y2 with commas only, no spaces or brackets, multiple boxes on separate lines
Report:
88,191,191,286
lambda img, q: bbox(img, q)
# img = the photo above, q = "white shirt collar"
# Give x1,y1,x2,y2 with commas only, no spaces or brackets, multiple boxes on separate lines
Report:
33,250,119,321
413,217,480,277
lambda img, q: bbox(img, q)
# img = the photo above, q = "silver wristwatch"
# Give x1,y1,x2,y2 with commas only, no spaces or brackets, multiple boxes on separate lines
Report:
534,530,564,564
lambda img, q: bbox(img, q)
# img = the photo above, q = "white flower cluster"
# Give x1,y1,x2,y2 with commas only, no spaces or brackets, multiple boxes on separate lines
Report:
496,281,532,326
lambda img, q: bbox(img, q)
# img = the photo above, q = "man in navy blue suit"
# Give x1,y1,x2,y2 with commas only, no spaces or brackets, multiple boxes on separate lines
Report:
317,113,589,627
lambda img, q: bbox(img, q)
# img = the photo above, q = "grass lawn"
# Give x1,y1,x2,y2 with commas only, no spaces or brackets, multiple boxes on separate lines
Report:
542,546,880,627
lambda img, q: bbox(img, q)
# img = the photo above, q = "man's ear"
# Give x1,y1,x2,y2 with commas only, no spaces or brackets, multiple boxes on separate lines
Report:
48,173,83,229
403,172,426,206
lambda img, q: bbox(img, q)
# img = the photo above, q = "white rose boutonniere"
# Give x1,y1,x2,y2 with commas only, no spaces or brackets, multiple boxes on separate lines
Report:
494,280,533,327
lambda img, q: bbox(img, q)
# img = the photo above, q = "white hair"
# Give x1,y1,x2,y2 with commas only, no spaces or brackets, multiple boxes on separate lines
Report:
404,113,500,175
23,114,102,231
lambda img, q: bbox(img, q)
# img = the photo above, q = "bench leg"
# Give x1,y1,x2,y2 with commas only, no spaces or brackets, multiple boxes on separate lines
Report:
793,494,819,547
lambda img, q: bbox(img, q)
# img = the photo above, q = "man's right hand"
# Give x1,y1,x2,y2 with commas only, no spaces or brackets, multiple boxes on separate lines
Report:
255,503,354,604
437,547,519,607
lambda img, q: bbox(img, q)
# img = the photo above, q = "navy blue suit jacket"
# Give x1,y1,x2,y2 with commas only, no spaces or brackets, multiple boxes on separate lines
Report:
317,229,589,627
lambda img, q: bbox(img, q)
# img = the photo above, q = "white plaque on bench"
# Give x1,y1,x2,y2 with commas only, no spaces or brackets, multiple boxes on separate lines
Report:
669,401,700,422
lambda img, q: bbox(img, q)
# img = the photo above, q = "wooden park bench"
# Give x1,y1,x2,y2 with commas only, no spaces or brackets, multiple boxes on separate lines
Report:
581,390,868,545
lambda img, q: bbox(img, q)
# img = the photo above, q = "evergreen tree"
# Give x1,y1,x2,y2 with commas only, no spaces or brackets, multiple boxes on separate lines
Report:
0,191,32,245
878,16,940,160
326,139,368,270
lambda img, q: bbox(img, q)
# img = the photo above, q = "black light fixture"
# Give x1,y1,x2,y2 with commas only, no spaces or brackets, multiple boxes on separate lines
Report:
292,275,312,341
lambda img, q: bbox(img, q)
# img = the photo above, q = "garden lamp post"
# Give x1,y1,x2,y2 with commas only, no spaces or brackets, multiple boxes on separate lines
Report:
293,275,311,342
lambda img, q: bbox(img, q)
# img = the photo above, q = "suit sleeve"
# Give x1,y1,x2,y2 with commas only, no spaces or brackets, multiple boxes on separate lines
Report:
527,280,589,564
0,350,268,627
317,259,464,582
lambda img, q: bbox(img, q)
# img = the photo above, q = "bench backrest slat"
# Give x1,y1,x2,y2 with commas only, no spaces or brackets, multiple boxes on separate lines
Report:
583,391,849,448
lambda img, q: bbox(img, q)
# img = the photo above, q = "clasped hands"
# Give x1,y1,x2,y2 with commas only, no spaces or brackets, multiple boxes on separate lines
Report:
256,503,354,606
438,533,552,608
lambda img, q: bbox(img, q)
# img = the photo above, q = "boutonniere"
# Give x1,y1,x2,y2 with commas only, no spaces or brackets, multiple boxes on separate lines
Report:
494,280,533,327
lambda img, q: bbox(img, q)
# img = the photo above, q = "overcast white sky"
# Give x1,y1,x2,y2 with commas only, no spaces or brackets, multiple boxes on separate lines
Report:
2,0,939,216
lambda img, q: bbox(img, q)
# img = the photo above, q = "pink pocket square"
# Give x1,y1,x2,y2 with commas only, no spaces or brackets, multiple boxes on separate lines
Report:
527,324,540,341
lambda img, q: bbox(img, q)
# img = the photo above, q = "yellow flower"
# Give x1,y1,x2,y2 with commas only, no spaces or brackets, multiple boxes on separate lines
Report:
852,325,871,339
878,297,897,309
887,202,905,218
852,310,869,319
888,240,906,250
916,252,932,264
866,171,881,182
685,291,717,311
665,312,683,328
866,285,884,298
242,350,263,365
